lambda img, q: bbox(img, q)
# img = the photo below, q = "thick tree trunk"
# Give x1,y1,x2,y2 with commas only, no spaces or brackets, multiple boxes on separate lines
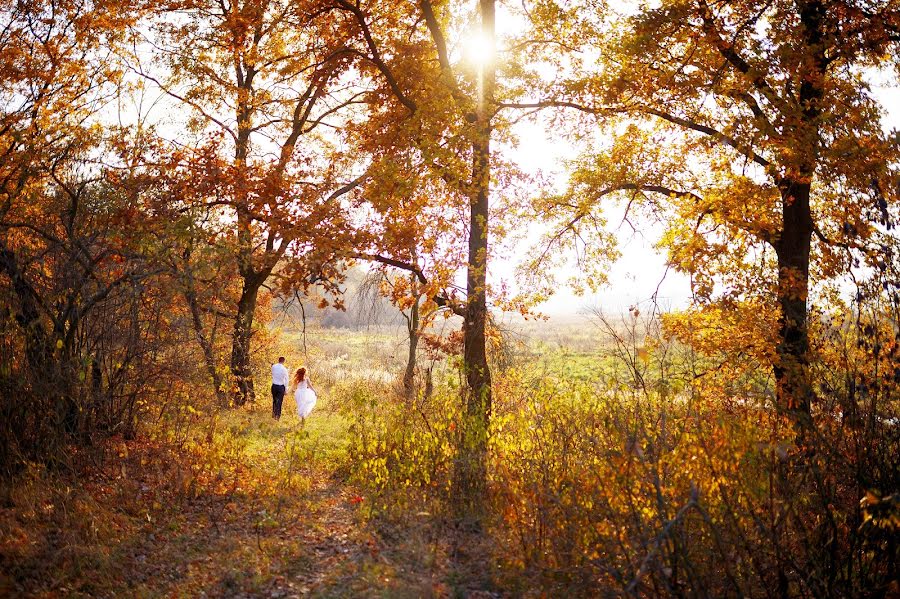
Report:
227,215,284,407
454,0,495,524
770,0,826,438
774,179,815,433
230,274,263,406
231,60,257,407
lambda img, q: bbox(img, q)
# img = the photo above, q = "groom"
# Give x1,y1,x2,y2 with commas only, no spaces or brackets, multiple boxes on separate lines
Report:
271,356,289,420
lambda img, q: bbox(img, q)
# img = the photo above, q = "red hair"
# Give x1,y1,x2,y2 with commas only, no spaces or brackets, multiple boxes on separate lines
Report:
294,367,306,383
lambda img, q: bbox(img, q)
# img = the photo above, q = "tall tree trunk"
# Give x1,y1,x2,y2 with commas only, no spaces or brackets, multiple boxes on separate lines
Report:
227,215,283,406
774,179,815,434
230,272,264,406
454,0,495,523
230,48,257,407
228,213,279,406
771,0,826,438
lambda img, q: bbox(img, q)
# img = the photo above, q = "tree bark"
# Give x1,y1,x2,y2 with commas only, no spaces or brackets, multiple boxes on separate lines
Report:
770,0,826,436
403,273,420,401
229,41,258,407
230,270,266,405
774,178,815,433
454,0,495,524
228,208,280,406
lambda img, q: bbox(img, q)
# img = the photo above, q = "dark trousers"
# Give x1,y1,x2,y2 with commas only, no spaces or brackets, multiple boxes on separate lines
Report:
271,384,286,419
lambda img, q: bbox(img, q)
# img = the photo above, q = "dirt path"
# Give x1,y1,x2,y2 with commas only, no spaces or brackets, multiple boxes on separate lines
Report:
113,439,362,596
114,415,453,598
2,412,494,598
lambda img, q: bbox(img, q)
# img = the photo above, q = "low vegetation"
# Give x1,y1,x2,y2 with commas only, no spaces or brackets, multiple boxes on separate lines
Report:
3,310,896,597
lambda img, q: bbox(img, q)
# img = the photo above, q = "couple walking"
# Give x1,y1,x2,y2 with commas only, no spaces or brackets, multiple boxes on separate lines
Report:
271,356,317,421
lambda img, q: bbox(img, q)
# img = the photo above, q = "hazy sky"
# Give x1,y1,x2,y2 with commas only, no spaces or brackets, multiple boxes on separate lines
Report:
499,76,900,316
497,116,694,315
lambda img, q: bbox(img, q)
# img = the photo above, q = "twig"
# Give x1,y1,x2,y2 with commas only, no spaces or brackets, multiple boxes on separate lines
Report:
625,483,700,595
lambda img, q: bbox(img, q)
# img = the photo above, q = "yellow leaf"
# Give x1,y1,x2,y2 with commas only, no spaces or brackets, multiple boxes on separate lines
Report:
637,348,649,364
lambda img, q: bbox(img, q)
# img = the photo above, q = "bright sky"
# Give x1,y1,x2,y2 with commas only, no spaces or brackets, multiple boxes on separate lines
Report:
498,74,900,316
497,118,694,316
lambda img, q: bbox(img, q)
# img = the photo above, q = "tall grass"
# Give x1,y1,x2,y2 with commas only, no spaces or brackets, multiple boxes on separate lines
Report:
342,310,899,597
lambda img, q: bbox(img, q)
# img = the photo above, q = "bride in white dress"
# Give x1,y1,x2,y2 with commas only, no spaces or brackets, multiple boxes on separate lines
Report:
292,367,317,420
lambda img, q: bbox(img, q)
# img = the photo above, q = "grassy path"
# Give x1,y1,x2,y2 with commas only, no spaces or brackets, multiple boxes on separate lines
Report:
2,404,499,597
122,410,444,598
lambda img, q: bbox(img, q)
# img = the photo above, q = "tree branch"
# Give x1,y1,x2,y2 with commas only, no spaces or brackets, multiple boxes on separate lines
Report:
644,107,777,176
334,0,417,113
354,252,465,316
696,0,788,113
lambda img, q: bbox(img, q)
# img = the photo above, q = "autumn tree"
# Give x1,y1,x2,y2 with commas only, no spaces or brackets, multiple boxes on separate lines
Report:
150,148,239,406
358,257,446,400
139,0,366,404
330,0,507,517
521,0,900,436
1,0,115,377
0,0,163,458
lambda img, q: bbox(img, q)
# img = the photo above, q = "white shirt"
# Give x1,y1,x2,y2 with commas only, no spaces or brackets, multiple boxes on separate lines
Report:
271,363,289,386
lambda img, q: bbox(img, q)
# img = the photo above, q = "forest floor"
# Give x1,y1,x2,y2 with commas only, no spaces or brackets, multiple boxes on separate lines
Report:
0,404,499,598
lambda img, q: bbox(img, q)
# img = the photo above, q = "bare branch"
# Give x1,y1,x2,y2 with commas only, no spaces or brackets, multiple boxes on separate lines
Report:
644,107,777,176
327,175,366,201
354,252,465,316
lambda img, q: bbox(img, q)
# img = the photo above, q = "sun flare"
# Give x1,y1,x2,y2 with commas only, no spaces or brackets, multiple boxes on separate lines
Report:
463,31,494,67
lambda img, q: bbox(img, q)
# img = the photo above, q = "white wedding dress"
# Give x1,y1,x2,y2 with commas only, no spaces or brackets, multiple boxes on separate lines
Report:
293,379,317,418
